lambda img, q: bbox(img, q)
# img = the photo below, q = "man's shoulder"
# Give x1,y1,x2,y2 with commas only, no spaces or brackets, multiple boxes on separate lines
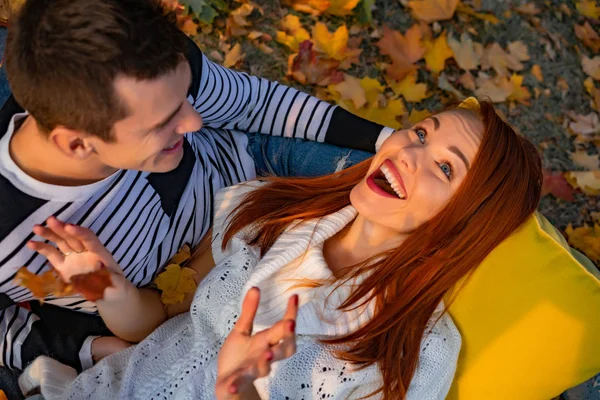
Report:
0,173,47,242
0,96,24,142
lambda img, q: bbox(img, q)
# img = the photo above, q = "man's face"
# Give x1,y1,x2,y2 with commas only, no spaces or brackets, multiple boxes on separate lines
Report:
87,61,203,173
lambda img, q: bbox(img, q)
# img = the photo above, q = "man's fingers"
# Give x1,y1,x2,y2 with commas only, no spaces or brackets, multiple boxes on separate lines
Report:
46,217,86,253
26,241,65,267
234,287,260,336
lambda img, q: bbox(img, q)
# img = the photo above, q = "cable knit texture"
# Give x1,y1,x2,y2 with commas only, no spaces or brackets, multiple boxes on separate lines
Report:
20,182,461,400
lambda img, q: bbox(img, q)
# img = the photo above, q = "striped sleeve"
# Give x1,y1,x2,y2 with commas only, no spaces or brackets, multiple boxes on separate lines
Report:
0,303,38,370
185,37,393,153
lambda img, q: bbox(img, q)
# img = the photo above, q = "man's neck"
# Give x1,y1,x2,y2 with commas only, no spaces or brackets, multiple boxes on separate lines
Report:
9,116,116,186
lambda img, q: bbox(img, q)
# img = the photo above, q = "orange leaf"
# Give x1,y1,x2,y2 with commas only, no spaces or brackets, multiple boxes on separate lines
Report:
531,64,544,82
0,390,8,400
408,0,459,22
71,268,113,302
376,25,426,64
226,3,255,37
480,42,524,77
575,21,600,53
289,41,344,86
286,0,331,15
275,15,311,52
541,169,576,201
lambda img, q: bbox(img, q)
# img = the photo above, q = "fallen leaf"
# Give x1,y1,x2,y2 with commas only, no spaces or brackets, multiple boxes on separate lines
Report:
514,3,541,15
439,72,466,99
180,16,200,36
568,112,600,136
312,22,360,65
507,74,531,104
576,0,600,19
387,71,430,102
507,41,530,62
289,40,344,86
458,71,477,90
154,264,197,305
455,2,500,24
575,21,600,52
447,32,482,71
408,0,459,23
566,224,600,263
226,3,254,37
330,74,367,109
424,31,454,74
557,77,570,98
584,78,600,113
169,243,192,266
571,151,600,170
275,15,311,52
0,390,7,400
223,43,245,68
286,0,329,15
407,108,433,125
531,64,544,82
327,0,361,16
582,56,600,81
376,25,425,80
475,73,513,103
480,42,524,77
541,169,576,201
565,170,600,195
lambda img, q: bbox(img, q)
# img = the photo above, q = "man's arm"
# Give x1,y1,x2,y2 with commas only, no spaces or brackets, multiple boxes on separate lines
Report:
185,37,395,153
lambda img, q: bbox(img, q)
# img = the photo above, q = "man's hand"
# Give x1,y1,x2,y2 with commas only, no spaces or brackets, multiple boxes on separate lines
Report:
215,287,298,400
27,216,135,302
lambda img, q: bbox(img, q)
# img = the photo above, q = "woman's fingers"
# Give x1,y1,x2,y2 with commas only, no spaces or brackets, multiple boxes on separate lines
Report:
46,217,86,253
233,287,261,336
63,223,108,255
268,320,297,361
26,240,65,267
283,294,299,322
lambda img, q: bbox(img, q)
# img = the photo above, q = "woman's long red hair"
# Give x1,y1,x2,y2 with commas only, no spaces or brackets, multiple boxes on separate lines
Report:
222,100,542,399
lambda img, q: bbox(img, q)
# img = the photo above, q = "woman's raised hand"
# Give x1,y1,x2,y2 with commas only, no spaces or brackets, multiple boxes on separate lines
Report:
215,287,298,400
27,216,134,302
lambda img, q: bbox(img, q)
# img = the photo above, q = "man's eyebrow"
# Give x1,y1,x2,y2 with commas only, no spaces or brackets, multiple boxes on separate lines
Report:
449,145,470,170
149,101,184,132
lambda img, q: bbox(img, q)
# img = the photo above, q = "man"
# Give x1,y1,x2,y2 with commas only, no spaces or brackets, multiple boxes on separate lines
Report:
0,0,393,396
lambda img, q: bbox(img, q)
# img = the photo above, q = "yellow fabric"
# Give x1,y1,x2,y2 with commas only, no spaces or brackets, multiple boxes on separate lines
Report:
445,212,600,399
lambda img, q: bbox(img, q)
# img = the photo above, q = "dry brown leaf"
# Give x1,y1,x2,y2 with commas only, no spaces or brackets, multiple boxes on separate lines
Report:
289,41,344,86
480,42,524,77
571,151,600,170
514,3,541,15
387,71,430,102
568,112,600,137
542,169,576,201
226,3,255,37
582,56,600,81
531,64,544,82
376,25,425,80
576,1,600,19
557,77,570,98
408,0,460,23
455,2,500,24
475,73,513,102
327,0,361,16
507,41,530,62
223,43,245,68
565,170,600,196
458,71,477,90
423,31,454,74
584,77,600,113
438,72,466,99
331,74,367,109
447,32,482,71
575,21,600,53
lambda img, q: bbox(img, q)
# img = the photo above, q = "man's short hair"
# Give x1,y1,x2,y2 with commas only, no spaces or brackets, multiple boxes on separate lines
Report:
6,0,189,141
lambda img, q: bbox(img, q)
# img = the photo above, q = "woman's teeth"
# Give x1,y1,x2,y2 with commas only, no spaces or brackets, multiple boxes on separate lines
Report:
380,164,406,199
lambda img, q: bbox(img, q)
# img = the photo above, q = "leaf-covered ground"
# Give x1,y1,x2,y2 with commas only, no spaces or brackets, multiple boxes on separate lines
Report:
177,0,599,266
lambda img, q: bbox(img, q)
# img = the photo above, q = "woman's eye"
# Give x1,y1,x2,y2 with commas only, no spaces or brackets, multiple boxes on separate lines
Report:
416,128,427,144
439,161,453,179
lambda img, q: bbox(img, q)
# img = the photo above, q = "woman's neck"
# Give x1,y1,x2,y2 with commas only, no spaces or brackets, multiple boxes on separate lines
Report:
323,214,406,276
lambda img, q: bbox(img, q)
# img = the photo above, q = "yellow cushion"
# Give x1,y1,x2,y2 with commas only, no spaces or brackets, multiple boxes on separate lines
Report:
445,212,600,399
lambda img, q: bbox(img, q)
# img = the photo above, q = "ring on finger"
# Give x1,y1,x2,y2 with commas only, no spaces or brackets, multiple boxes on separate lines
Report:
62,249,86,257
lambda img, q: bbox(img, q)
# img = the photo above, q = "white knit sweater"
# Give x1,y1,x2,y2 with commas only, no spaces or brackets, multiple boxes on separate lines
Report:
20,182,461,400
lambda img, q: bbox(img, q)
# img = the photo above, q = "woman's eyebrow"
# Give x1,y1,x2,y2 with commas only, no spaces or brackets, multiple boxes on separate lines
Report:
449,146,470,170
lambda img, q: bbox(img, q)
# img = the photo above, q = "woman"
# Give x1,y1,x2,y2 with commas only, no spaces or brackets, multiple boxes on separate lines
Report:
20,98,542,399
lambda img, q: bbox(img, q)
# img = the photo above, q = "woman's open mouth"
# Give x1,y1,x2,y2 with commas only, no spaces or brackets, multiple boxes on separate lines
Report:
366,160,407,200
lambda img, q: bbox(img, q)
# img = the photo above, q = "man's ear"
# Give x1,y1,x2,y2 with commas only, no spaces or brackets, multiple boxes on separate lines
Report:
49,127,97,159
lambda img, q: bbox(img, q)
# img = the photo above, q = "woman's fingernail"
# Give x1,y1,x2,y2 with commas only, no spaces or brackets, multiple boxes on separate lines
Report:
229,385,238,394
266,351,273,361
289,320,295,332
293,295,299,306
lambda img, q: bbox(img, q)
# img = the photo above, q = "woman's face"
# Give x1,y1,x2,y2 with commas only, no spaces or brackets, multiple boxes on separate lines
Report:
350,110,484,234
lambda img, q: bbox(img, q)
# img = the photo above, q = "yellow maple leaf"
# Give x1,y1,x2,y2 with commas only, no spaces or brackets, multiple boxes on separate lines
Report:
330,74,367,109
407,108,433,126
154,264,197,305
312,22,348,61
408,0,460,22
507,74,531,104
275,15,311,52
565,224,600,263
565,170,600,196
327,0,361,16
424,31,454,74
387,72,430,102
576,0,600,19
